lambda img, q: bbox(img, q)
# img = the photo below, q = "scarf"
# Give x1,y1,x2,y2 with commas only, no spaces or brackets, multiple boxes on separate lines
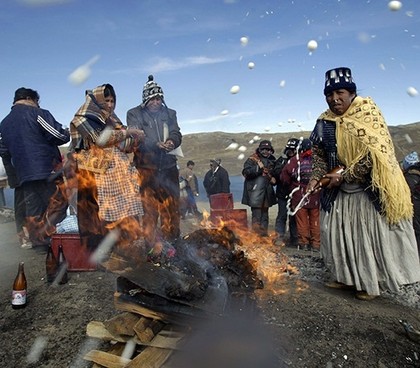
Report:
318,96,413,224
70,85,122,150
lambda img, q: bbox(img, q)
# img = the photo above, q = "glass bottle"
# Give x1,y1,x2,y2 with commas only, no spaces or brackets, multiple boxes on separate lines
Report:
57,245,68,284
45,244,58,283
12,262,27,309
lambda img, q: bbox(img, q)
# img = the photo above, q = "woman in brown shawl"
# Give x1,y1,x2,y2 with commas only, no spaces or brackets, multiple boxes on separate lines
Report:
307,67,420,300
69,84,144,255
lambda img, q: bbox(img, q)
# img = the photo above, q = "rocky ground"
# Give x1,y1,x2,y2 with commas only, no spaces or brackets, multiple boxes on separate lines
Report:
0,209,420,368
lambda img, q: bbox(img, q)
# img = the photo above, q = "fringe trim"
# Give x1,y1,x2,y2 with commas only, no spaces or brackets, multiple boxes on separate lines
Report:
320,96,413,224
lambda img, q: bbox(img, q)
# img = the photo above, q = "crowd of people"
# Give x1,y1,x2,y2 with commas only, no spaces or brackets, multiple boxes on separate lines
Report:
1,66,419,301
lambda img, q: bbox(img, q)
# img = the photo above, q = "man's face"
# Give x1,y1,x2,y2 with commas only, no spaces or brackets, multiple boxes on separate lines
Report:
259,148,271,158
285,148,295,158
146,96,163,112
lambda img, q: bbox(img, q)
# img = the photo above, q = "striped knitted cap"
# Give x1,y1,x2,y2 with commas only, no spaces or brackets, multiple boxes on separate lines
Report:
141,75,164,107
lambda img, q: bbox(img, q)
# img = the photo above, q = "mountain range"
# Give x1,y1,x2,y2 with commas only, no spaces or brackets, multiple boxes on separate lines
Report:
177,122,420,177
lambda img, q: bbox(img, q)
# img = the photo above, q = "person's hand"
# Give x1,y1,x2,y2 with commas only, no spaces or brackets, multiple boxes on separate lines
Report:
306,179,320,194
157,139,175,152
127,128,145,142
325,172,343,189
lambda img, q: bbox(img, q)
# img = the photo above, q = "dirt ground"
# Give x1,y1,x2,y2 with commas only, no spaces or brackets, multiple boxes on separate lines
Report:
0,210,420,368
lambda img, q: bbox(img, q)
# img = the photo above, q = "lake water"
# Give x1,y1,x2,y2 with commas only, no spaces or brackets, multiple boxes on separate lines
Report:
2,175,246,208
197,175,244,203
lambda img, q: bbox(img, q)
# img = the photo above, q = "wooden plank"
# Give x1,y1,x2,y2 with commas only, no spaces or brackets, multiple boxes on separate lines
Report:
107,342,127,356
114,292,170,321
103,312,140,337
86,321,129,343
126,346,173,368
133,316,152,337
145,329,185,350
135,320,165,343
83,350,131,368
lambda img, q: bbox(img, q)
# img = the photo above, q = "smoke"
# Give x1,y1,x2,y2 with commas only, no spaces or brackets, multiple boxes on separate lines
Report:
171,315,282,368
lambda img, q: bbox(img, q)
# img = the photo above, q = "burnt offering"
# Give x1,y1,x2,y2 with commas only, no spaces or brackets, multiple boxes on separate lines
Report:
106,227,263,323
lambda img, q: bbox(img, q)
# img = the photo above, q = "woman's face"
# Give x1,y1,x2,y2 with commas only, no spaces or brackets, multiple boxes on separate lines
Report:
325,89,356,115
103,96,115,113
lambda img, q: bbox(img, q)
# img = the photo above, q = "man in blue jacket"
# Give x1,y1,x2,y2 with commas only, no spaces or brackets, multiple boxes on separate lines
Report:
0,87,70,247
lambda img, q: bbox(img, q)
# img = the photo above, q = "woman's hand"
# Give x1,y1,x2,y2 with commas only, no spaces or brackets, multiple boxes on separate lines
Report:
324,172,343,189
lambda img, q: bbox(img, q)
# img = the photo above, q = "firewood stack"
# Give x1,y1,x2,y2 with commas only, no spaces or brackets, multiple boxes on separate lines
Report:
83,227,264,367
84,311,186,367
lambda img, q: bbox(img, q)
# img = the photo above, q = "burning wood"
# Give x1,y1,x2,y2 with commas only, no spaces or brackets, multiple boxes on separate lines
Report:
83,227,286,367
103,226,263,322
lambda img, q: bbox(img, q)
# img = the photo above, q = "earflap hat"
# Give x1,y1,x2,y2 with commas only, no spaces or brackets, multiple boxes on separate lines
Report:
141,75,164,107
258,140,274,154
403,151,419,170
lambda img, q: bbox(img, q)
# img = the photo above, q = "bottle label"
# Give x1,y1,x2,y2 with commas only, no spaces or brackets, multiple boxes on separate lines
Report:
12,290,27,305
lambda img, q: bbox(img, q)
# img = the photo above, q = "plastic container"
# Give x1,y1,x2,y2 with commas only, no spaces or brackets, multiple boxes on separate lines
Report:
210,209,248,229
51,233,97,271
209,193,234,210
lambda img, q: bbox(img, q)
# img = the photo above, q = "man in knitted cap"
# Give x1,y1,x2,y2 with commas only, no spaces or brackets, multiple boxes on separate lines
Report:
272,138,299,246
241,140,277,236
127,75,182,252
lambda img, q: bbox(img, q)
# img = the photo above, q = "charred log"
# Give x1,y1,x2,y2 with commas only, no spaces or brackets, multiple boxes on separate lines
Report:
107,227,263,321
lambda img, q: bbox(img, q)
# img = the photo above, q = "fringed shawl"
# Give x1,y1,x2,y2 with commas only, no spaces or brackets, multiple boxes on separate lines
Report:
318,96,413,224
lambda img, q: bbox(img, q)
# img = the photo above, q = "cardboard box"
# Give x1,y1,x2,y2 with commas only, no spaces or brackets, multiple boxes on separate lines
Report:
51,233,97,271
209,193,234,210
210,209,248,229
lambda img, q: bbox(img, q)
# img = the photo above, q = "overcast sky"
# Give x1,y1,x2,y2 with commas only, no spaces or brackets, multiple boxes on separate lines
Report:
0,0,419,135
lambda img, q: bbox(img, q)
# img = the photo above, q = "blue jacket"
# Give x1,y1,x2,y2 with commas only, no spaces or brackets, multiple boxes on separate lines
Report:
0,104,70,186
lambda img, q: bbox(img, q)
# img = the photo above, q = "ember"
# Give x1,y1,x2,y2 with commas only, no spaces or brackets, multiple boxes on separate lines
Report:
104,226,263,321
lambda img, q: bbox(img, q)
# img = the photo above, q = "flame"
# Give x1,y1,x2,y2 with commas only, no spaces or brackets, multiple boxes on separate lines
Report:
217,226,303,295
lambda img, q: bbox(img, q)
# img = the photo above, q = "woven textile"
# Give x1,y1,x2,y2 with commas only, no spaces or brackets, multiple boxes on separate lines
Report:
317,96,412,224
94,147,143,222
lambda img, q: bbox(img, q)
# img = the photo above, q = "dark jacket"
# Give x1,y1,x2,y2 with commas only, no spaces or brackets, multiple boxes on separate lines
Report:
404,163,420,213
0,104,70,186
241,152,277,208
280,150,320,209
272,154,292,199
126,105,182,171
203,166,230,197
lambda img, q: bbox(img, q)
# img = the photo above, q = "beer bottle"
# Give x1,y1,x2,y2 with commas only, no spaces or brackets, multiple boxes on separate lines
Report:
45,244,58,283
57,245,68,285
12,262,27,309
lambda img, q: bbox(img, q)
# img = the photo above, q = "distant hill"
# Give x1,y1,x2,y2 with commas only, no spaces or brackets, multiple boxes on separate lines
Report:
176,122,420,177
60,122,420,178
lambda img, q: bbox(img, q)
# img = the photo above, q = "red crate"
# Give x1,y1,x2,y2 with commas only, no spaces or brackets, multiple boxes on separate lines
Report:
210,209,248,229
51,233,97,271
209,193,234,210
